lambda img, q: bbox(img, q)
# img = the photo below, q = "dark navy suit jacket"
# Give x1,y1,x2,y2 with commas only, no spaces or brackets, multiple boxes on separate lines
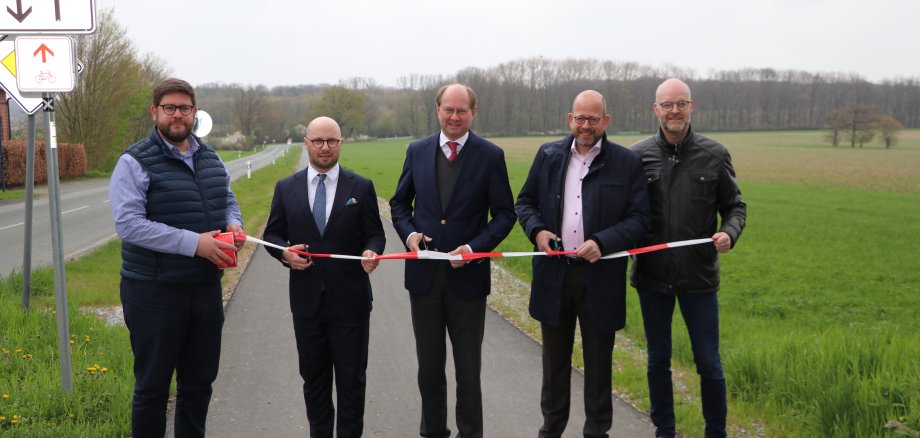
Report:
515,134,651,334
390,131,516,299
263,167,386,317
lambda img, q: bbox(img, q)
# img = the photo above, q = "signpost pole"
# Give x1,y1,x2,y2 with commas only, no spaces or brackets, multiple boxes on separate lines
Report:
22,113,36,309
43,94,73,392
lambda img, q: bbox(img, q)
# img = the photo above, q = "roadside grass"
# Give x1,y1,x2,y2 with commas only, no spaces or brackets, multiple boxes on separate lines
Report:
216,148,260,162
0,187,28,202
342,131,920,437
0,148,301,436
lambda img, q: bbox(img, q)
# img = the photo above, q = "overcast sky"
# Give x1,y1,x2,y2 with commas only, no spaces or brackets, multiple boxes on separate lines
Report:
96,0,917,88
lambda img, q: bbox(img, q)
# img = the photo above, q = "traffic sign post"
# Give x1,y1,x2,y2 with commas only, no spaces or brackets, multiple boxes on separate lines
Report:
5,0,95,396
41,94,73,392
21,113,35,310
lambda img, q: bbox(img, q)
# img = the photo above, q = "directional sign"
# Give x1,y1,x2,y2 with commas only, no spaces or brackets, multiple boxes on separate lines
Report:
0,38,43,113
15,36,74,92
0,0,95,34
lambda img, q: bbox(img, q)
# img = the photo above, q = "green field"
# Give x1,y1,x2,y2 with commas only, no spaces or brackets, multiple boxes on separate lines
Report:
339,130,920,437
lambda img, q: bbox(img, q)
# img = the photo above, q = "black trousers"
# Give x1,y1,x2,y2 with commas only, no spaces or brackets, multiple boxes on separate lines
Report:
539,264,616,438
120,277,224,438
292,297,370,438
410,265,486,438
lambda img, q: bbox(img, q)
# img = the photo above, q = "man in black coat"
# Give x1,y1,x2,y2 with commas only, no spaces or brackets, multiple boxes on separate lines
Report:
630,78,746,438
263,116,386,438
515,90,650,438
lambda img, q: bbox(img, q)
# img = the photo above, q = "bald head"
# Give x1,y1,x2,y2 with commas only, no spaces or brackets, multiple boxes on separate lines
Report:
572,90,606,114
304,116,343,172
656,78,692,102
306,116,342,139
653,78,694,143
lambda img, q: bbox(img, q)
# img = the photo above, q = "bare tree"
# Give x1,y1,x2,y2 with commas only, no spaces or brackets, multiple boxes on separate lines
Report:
874,115,904,148
837,104,877,148
233,85,268,146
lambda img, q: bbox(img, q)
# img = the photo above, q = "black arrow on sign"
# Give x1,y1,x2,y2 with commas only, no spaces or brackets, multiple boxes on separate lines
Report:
54,0,60,21
7,0,32,23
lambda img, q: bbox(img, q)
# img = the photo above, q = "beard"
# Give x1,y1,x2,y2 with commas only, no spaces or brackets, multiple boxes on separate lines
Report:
158,121,193,144
661,114,691,136
572,127,601,148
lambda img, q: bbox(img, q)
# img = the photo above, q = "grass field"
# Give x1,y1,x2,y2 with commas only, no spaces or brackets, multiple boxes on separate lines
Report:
338,129,920,437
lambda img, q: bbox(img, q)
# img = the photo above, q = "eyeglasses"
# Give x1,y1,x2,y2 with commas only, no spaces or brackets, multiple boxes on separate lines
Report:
439,107,470,116
657,100,692,111
307,138,342,149
158,104,195,115
572,116,602,126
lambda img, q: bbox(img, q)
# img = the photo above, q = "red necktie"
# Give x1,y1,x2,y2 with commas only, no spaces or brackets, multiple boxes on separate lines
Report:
447,141,459,161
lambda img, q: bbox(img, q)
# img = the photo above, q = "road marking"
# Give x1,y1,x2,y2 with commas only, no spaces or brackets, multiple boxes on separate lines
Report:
62,205,89,214
0,221,24,231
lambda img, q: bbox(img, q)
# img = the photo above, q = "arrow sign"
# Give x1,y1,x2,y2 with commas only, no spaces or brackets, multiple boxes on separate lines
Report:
6,0,32,23
14,36,74,93
33,43,53,62
0,0,94,34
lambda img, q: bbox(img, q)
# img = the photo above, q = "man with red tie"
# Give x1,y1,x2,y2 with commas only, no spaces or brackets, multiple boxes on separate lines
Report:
390,83,516,438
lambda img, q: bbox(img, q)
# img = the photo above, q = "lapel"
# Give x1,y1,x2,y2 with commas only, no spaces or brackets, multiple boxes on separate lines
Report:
556,135,574,227
294,169,322,237
421,135,441,209
324,168,355,236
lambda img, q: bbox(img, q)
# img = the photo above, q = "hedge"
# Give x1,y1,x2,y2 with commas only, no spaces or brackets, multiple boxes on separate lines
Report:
1,140,87,186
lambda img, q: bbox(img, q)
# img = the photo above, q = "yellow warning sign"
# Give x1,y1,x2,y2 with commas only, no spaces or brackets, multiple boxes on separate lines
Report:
1,50,15,77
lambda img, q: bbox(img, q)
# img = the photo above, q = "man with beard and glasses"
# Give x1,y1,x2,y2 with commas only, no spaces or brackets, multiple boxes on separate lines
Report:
110,78,244,438
629,78,746,438
515,90,650,438
263,116,385,437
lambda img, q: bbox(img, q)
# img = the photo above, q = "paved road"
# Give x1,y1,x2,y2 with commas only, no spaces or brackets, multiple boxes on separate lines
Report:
0,143,292,277
203,153,656,437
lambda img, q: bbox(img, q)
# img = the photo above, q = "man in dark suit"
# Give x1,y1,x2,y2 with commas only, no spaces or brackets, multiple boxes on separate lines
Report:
263,116,386,438
515,90,651,438
390,83,516,438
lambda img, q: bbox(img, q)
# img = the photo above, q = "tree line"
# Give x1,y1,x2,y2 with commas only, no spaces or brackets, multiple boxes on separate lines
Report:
195,60,918,149
19,10,917,172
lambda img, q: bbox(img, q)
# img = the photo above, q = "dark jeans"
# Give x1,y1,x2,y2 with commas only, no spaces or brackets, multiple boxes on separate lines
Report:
120,277,224,438
638,290,726,438
410,265,486,438
292,302,370,438
539,264,615,438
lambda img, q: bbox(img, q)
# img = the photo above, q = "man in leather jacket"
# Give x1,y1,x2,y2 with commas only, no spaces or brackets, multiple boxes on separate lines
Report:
629,78,747,438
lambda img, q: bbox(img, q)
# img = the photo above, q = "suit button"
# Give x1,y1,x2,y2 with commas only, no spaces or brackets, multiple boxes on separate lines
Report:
440,219,446,224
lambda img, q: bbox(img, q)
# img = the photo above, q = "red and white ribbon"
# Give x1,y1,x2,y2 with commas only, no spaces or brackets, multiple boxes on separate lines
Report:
243,234,714,262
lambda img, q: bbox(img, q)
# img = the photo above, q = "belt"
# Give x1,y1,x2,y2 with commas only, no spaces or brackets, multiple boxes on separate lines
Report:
565,257,588,266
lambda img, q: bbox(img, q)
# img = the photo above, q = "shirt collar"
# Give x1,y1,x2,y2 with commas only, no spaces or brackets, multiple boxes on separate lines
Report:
439,131,470,147
569,138,602,158
307,163,340,184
